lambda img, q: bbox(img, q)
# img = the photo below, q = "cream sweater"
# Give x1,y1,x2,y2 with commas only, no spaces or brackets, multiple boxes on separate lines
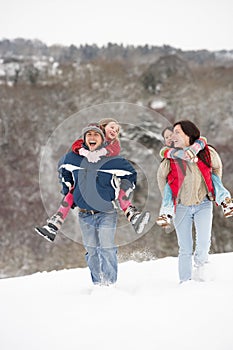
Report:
157,146,222,206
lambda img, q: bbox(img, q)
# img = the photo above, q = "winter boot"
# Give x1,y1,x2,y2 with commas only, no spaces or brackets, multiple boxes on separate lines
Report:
34,224,57,242
156,214,173,228
34,213,64,242
47,213,64,230
221,197,233,218
125,205,150,234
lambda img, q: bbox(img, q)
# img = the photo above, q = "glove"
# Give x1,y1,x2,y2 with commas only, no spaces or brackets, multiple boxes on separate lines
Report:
86,151,102,162
79,148,90,157
80,148,99,162
80,147,107,163
96,147,108,157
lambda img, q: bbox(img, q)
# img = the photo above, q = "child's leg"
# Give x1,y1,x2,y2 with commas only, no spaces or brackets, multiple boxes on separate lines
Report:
48,191,74,230
34,191,74,242
57,191,74,220
117,188,132,211
212,173,233,218
156,183,174,228
117,189,150,234
159,183,174,217
212,173,231,205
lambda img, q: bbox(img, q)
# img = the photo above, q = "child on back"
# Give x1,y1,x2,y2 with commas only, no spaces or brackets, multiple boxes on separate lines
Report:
156,126,233,228
35,118,150,241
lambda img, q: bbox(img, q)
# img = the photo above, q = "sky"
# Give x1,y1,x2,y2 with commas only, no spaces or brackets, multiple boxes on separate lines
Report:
0,0,233,51
0,252,233,350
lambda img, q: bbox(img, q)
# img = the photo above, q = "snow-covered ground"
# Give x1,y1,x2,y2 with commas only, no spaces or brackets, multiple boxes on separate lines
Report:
1,253,233,350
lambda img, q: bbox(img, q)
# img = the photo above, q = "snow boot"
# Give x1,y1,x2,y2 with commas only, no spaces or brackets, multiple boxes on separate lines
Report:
125,205,150,234
34,224,57,242
221,197,233,218
156,214,173,228
34,213,64,242
47,213,64,230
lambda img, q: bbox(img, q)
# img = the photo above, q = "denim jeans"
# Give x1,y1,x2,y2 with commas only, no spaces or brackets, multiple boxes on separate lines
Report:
159,183,174,217
78,210,118,285
160,173,230,217
212,173,231,205
173,197,213,282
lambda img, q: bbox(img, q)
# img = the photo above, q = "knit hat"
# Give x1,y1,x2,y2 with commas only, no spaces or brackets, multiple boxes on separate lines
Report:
82,123,105,142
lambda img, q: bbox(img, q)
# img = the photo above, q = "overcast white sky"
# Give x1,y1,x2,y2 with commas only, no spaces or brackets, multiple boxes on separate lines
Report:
0,0,233,51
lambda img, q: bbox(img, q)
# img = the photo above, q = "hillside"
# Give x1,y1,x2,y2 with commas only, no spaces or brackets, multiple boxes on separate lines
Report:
0,39,233,277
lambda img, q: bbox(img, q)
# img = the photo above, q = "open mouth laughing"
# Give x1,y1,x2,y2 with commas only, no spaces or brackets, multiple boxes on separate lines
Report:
88,140,97,149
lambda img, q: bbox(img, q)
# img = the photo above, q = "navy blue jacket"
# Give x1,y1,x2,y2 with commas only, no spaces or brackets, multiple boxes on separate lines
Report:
59,151,137,212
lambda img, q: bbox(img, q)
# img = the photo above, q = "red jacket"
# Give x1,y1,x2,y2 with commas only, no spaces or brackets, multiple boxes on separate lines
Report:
167,145,215,205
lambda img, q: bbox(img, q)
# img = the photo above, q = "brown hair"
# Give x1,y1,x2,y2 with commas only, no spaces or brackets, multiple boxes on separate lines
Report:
98,118,120,136
161,126,173,138
173,120,211,167
173,120,200,145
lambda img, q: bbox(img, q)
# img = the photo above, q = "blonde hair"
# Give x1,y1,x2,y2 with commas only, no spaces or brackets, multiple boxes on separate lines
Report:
98,118,120,136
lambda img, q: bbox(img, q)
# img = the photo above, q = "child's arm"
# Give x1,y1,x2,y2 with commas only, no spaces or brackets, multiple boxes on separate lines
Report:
160,137,207,162
72,137,120,161
81,139,121,162
160,147,190,161
72,139,84,154
105,139,121,157
71,138,107,162
184,137,207,161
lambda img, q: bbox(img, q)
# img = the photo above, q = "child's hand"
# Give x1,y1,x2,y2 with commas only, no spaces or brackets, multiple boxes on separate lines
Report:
95,148,108,157
87,151,101,162
79,148,89,158
185,149,198,163
79,147,107,162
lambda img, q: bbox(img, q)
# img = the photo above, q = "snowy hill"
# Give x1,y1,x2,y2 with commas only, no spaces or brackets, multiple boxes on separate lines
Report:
1,253,233,350
1,39,233,277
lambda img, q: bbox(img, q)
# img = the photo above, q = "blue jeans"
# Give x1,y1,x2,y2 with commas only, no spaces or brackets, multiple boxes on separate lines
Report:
78,210,118,285
160,174,230,216
212,173,231,205
159,183,174,216
174,197,213,282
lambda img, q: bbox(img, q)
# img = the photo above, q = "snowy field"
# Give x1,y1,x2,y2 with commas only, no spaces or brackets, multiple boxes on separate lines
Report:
1,253,233,350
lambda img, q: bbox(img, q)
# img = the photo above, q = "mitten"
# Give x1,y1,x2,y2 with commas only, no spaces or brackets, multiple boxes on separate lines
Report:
79,148,90,157
83,148,108,162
